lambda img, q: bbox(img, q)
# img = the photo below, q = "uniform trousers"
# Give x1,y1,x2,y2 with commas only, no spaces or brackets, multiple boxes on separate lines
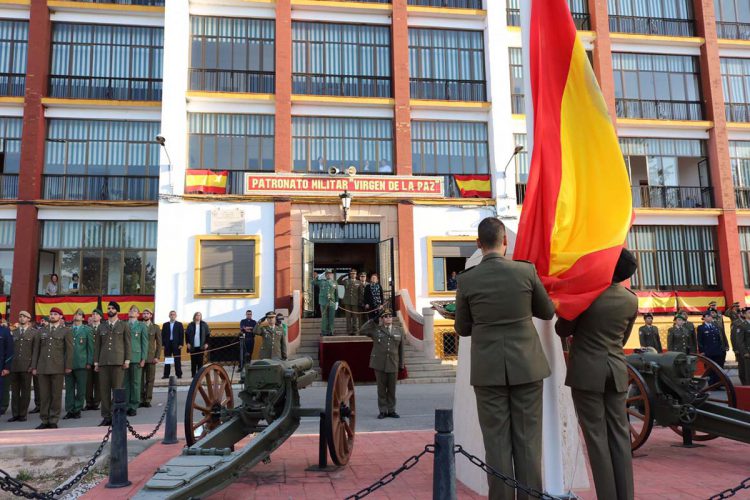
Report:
321,304,335,336
344,305,360,334
572,386,634,500
64,368,87,414
99,365,125,419
32,374,39,408
141,363,156,404
374,370,397,414
125,364,143,412
38,373,65,425
85,366,100,408
474,381,543,500
705,352,726,385
736,353,748,385
9,371,31,418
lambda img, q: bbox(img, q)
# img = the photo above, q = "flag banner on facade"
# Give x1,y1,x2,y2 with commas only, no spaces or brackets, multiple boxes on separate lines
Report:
102,295,155,320
0,296,6,318
185,169,228,194
454,174,492,198
635,291,726,314
35,296,99,321
636,291,678,314
514,0,633,320
676,291,725,313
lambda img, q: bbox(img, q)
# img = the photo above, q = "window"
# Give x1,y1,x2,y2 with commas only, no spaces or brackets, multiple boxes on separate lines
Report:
0,220,13,294
506,0,590,29
190,16,274,94
39,221,157,295
509,48,524,114
514,133,529,204
50,23,163,101
0,117,21,200
627,225,719,291
608,0,695,36
428,237,476,294
293,116,393,174
730,141,750,208
721,57,750,122
195,236,259,297
43,119,160,201
740,227,750,288
409,28,486,101
293,22,391,98
0,20,27,97
407,0,482,7
612,52,703,120
411,121,489,175
715,0,750,40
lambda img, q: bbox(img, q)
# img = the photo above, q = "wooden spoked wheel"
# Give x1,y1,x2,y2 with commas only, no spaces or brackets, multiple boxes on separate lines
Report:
626,364,654,451
669,354,736,441
325,360,356,466
185,363,235,446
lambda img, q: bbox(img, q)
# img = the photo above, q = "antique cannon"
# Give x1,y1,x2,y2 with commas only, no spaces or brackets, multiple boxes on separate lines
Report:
134,357,356,499
625,350,750,450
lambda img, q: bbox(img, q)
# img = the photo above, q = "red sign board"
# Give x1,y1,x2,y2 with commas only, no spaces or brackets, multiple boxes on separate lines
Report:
244,173,444,198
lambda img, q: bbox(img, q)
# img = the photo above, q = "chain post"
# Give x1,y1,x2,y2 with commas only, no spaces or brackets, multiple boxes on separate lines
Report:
433,409,456,500
106,388,131,489
162,375,178,445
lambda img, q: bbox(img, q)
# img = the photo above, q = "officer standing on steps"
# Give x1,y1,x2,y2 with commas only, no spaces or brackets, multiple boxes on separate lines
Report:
94,301,131,427
255,311,287,360
361,309,404,419
140,308,161,408
63,309,93,420
8,311,37,422
338,268,363,334
32,308,73,429
638,314,662,352
125,305,148,416
319,270,338,336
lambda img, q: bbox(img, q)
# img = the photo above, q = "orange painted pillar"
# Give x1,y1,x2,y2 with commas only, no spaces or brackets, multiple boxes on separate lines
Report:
275,0,292,173
274,201,293,311
588,0,617,118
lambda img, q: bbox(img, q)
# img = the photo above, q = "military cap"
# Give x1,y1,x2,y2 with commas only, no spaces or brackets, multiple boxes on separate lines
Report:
265,311,276,318
674,313,686,320
359,272,367,277
42,316,49,322
91,308,103,316
142,307,152,314
18,310,31,319
74,308,85,316
108,301,121,312
732,302,740,307
129,304,140,313
349,268,357,273
643,313,653,319
49,307,64,316
702,311,713,318
379,308,393,318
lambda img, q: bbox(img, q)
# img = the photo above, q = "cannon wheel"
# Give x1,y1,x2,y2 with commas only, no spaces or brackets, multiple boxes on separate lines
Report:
185,363,235,446
626,364,655,451
325,360,356,466
669,354,737,441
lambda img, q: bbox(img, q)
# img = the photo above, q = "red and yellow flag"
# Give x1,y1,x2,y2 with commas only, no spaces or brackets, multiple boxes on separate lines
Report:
102,295,155,320
454,175,492,198
514,0,633,320
35,296,100,321
185,169,228,194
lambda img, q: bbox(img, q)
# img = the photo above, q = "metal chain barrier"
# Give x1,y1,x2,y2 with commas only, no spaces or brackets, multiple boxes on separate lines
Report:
707,477,750,500
127,404,169,441
344,444,435,500
0,426,112,499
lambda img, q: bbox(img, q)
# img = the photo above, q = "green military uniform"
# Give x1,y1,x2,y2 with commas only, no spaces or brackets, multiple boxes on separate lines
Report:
9,326,38,420
638,324,662,352
668,324,696,354
64,324,94,417
454,252,555,500
255,320,287,360
731,317,750,385
339,274,363,334
557,284,638,500
141,322,162,406
727,305,740,324
361,315,404,417
125,320,148,413
33,324,73,426
95,319,131,421
85,325,100,410
319,276,338,336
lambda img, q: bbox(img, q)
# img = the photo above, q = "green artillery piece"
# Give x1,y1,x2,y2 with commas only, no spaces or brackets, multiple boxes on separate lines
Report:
134,357,356,499
625,350,750,450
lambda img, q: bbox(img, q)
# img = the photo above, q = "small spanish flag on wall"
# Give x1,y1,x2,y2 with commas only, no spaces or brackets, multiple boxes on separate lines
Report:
454,175,492,198
185,169,228,194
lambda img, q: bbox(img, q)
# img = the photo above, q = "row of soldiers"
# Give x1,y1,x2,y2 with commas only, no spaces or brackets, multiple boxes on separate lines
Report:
1,301,161,428
314,269,386,336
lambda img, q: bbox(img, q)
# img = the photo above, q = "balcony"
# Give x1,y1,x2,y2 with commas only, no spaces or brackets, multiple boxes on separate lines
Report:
725,103,750,123
511,93,524,114
631,185,713,209
609,15,695,37
42,175,158,201
506,8,589,29
67,0,165,4
189,69,274,94
410,78,486,102
717,21,750,41
736,187,750,209
408,0,483,7
0,73,24,98
49,76,162,101
292,74,391,99
0,174,17,199
616,98,703,121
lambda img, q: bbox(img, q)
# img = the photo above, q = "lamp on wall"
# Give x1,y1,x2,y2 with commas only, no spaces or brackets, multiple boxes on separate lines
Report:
339,190,352,223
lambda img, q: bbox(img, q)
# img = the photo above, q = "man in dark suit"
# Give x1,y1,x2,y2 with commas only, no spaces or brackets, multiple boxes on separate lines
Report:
555,248,638,500
454,217,555,500
161,310,184,379
186,312,210,377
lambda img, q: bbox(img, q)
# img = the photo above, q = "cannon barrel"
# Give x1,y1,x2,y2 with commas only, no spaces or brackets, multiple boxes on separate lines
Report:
626,350,695,380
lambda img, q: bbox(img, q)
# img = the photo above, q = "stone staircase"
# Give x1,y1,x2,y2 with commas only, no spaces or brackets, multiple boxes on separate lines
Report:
297,317,456,384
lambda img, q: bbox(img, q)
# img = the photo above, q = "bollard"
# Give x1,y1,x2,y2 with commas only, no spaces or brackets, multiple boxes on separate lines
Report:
162,376,178,445
106,388,131,489
433,409,456,500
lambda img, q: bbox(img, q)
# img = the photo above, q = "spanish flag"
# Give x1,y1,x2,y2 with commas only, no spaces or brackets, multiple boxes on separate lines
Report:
103,295,155,320
185,169,228,194
35,296,100,321
514,0,633,320
454,174,492,198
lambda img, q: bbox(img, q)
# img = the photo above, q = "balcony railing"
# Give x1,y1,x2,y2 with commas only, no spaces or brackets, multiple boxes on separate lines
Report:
609,15,695,37
0,174,18,199
410,78,486,102
49,76,162,101
616,98,703,121
0,73,24,97
632,185,713,209
511,93,525,114
725,103,750,123
292,74,391,98
408,0,483,7
43,175,159,201
189,69,275,94
68,0,165,4
717,21,750,41
736,187,750,209
506,8,589,29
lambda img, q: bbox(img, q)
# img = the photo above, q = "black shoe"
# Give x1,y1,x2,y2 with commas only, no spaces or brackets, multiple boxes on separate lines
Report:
85,405,99,411
16,417,26,422
139,402,146,408
142,402,151,408
30,407,40,414
62,413,73,420
99,419,111,426
72,412,81,419
7,416,18,422
161,376,169,379
35,423,48,429
47,423,59,429
126,409,137,417
388,412,400,418
377,413,387,419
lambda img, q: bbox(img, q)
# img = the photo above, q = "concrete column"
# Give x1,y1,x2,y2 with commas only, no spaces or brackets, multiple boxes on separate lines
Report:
588,0,617,118
275,0,292,173
392,0,412,176
422,307,435,360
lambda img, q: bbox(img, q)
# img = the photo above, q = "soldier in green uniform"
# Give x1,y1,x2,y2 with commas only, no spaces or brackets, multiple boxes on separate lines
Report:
731,307,750,385
338,269,363,334
125,305,148,416
740,308,750,384
254,311,287,360
454,218,555,500
677,309,697,348
29,316,48,415
140,308,162,408
31,308,73,429
319,270,338,336
63,309,93,420
638,313,662,352
361,309,404,419
8,311,38,422
668,314,696,354
727,302,741,324
85,309,102,411
94,301,131,426
358,272,368,330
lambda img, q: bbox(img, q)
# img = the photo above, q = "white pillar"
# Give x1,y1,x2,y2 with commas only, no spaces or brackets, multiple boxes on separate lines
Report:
422,307,436,361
